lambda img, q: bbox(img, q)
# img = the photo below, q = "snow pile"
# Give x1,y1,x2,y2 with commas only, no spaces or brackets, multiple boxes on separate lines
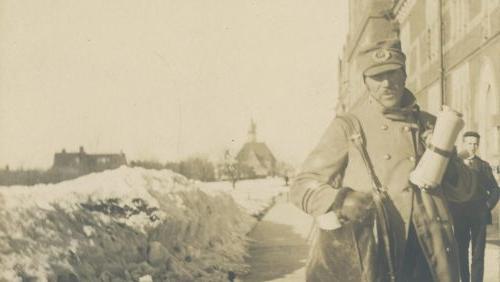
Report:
0,167,262,281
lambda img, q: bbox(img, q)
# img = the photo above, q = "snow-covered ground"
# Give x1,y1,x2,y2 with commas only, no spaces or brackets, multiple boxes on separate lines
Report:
0,167,287,281
198,178,289,218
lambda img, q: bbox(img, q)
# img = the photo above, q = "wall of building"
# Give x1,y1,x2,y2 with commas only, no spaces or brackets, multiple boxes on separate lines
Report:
339,0,500,168
395,0,500,165
53,149,127,175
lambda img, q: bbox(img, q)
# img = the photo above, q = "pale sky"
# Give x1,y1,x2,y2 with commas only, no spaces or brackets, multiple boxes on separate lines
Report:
0,0,348,169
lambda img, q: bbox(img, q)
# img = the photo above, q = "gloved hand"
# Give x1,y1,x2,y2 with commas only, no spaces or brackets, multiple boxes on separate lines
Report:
316,211,342,230
336,190,374,224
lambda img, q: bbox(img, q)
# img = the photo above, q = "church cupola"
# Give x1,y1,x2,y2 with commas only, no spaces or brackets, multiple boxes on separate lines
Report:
248,119,257,143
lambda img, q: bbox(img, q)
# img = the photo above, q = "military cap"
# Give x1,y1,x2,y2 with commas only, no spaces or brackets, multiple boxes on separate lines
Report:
358,39,406,76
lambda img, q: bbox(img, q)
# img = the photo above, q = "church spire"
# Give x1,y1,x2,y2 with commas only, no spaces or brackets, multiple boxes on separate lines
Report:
248,119,257,143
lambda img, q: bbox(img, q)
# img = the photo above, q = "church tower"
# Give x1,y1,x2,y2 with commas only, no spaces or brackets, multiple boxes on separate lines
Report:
248,119,257,143
237,118,277,177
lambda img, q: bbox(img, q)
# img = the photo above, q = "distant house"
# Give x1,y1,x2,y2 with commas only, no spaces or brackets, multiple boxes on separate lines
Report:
52,146,127,175
236,121,276,178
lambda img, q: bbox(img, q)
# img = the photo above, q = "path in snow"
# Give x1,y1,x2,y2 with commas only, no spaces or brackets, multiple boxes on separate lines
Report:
241,193,313,282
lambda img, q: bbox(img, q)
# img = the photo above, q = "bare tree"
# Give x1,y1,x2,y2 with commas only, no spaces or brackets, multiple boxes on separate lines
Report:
223,150,239,189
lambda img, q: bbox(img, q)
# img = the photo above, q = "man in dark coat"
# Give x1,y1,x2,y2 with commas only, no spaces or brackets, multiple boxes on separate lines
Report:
290,39,479,282
450,131,500,282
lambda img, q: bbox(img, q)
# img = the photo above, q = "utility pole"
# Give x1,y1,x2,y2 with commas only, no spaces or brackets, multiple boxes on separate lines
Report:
438,0,446,106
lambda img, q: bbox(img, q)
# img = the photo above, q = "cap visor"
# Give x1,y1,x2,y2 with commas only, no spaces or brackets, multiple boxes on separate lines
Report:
364,63,403,76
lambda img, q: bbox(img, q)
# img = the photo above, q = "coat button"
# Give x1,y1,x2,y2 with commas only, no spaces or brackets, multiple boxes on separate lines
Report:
445,247,451,252
435,216,441,222
381,124,388,130
403,126,411,132
409,156,416,162
383,154,391,160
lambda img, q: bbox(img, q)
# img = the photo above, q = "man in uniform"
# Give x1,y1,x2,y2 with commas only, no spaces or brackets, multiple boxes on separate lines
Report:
290,39,478,282
450,131,499,282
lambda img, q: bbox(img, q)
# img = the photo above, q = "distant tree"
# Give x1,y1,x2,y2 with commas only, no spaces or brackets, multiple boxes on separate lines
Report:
164,161,180,173
165,157,215,182
223,150,239,189
237,163,257,179
129,160,165,170
182,157,216,182
0,168,66,186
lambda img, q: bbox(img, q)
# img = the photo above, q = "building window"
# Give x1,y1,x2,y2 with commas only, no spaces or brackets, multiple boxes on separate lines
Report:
449,0,469,42
449,63,471,124
425,0,440,62
449,63,471,153
475,60,500,159
400,21,411,58
426,0,439,24
482,0,500,39
484,0,500,10
427,82,441,115
469,0,482,19
484,85,499,157
414,40,420,77
97,157,109,164
401,21,416,78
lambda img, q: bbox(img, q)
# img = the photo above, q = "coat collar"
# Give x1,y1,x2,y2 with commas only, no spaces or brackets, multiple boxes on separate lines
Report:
355,89,420,122
458,150,479,161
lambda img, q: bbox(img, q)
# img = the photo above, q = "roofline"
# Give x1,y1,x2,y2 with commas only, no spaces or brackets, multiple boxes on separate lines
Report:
54,153,125,157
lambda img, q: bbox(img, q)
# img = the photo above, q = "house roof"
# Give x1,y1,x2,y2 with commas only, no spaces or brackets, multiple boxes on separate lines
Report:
54,152,124,158
236,142,276,168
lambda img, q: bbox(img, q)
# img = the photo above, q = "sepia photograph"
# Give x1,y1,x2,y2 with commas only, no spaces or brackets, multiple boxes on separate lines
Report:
0,0,499,281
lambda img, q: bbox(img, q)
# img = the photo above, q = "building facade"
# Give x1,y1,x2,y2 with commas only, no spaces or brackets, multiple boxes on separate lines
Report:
393,0,500,168
52,146,127,175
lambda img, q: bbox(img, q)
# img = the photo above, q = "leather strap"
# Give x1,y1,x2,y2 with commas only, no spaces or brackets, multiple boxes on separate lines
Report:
337,113,396,282
337,114,383,193
426,143,453,158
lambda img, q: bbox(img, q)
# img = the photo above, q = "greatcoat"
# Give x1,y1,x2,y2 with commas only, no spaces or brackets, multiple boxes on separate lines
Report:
290,90,478,282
